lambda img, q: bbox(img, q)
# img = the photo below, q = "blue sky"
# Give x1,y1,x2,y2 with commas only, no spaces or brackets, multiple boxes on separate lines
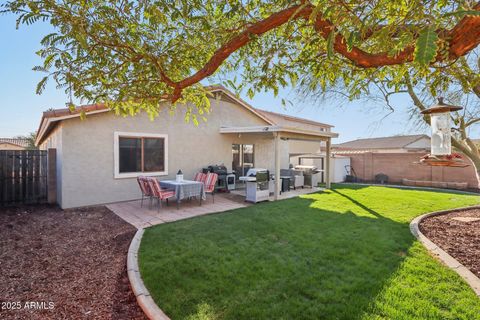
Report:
0,13,428,143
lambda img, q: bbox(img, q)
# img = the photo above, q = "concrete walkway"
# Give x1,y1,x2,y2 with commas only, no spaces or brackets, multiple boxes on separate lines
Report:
107,193,248,229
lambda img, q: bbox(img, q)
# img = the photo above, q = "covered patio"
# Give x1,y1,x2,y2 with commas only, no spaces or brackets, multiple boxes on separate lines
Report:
220,124,338,200
107,124,337,229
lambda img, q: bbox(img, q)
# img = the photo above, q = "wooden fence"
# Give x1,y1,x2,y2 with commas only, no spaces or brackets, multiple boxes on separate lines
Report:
0,150,48,204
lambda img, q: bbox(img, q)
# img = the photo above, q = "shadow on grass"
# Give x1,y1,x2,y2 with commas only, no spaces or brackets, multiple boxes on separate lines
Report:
334,182,478,196
139,188,419,320
330,187,383,218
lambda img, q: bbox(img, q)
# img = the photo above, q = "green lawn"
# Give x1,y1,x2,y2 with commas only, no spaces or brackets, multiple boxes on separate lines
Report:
139,184,480,320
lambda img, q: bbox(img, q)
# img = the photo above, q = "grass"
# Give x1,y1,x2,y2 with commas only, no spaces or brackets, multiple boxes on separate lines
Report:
139,184,480,319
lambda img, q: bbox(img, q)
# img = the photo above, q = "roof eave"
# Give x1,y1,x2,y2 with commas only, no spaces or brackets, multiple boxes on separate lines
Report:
256,109,334,128
220,125,338,139
36,109,110,146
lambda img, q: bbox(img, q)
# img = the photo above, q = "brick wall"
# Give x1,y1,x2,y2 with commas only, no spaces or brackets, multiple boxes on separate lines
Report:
348,152,478,189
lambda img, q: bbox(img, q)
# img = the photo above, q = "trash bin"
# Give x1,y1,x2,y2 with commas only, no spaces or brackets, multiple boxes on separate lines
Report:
281,177,290,192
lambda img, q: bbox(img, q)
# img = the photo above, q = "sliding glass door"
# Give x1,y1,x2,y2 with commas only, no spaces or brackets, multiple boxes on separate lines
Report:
232,144,254,179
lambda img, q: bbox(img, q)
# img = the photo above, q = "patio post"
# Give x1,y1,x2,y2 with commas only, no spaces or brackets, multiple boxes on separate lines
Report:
325,138,331,189
274,132,280,200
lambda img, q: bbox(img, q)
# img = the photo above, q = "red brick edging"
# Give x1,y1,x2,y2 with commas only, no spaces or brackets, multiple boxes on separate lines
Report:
410,205,480,297
127,229,171,320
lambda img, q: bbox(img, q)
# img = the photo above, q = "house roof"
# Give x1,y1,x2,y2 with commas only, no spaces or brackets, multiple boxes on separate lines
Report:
254,109,333,129
333,134,430,150
0,138,30,148
35,85,335,145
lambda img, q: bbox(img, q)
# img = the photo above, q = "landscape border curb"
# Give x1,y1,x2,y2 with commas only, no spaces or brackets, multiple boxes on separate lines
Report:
410,205,480,297
127,228,171,320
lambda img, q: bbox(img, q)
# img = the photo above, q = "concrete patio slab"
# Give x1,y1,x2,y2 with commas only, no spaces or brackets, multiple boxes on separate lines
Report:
107,193,248,229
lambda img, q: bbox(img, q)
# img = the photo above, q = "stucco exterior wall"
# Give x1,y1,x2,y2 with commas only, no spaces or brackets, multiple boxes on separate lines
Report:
40,125,64,205
288,140,323,156
57,99,275,208
0,143,25,150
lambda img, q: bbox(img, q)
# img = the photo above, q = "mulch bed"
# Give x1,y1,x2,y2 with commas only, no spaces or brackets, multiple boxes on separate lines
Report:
0,205,146,319
420,207,480,278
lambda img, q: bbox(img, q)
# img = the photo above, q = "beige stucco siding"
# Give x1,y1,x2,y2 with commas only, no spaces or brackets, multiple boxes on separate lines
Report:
288,140,323,155
58,99,272,208
228,133,289,170
40,125,64,205
0,143,25,150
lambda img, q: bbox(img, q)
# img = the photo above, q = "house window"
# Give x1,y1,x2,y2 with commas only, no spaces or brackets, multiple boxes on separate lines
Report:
114,132,168,178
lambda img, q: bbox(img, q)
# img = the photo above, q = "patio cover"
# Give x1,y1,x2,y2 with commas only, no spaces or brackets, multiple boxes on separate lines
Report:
220,125,339,200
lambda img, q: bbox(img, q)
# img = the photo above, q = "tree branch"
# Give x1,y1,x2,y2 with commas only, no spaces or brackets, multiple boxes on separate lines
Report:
449,5,480,59
465,117,480,127
169,2,480,100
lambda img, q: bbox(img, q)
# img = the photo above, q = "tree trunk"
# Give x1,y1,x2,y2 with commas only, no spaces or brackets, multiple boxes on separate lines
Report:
452,138,480,189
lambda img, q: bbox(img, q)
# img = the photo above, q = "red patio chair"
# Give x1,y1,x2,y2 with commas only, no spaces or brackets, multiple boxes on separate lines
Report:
204,172,218,203
146,177,176,212
194,172,207,183
137,176,152,208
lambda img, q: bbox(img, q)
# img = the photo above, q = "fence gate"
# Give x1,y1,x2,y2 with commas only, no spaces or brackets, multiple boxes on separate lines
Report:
0,150,48,204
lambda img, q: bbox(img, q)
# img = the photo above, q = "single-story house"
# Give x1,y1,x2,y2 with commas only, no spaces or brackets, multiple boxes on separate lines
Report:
332,134,478,189
0,138,30,150
36,86,338,209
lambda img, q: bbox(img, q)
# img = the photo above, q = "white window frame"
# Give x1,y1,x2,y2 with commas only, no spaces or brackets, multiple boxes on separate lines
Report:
114,132,168,179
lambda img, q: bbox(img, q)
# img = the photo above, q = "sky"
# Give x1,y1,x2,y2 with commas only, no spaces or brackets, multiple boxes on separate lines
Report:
0,13,429,143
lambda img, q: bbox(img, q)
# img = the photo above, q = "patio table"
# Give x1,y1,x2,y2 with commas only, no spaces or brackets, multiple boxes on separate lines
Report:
159,179,206,209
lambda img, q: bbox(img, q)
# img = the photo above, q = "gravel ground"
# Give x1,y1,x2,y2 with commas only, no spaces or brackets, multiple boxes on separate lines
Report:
420,208,480,278
0,205,146,320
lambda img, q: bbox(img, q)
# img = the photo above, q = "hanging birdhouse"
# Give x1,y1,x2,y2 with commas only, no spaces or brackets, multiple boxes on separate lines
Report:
418,97,468,167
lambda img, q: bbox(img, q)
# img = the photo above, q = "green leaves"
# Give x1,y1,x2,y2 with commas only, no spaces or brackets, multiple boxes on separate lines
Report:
443,10,480,18
414,27,439,66
308,4,322,23
36,76,48,95
346,31,359,53
3,0,477,124
326,31,335,59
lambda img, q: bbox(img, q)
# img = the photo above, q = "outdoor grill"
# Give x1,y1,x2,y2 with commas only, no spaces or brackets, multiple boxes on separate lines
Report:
205,165,228,175
203,165,235,191
241,168,270,183
239,168,270,203
294,165,321,187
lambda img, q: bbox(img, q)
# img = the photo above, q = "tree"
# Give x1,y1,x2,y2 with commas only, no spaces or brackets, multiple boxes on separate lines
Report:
14,132,38,150
403,55,480,186
301,49,480,187
2,0,480,123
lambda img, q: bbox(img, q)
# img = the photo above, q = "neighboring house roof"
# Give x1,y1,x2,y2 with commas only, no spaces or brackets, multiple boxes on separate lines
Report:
254,109,333,130
0,138,30,148
333,134,430,150
35,85,336,145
